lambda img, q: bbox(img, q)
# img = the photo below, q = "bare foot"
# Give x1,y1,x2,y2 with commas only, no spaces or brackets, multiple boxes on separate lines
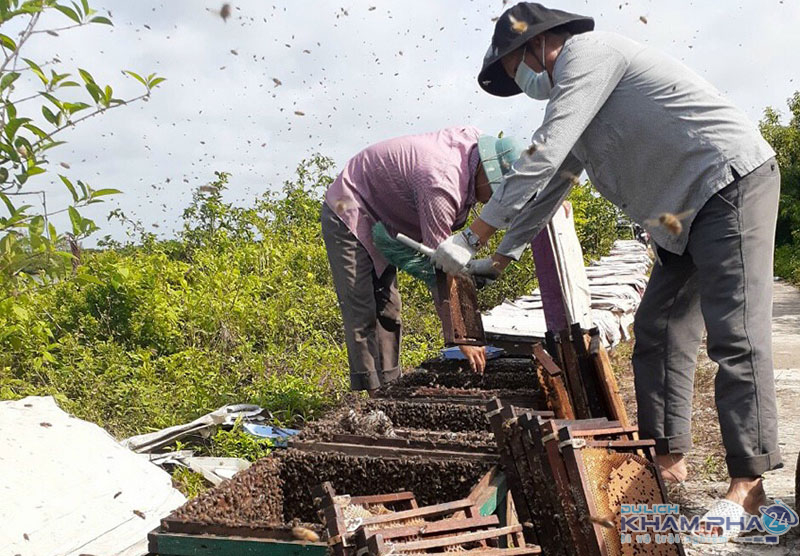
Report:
725,477,768,515
696,477,768,538
655,453,688,483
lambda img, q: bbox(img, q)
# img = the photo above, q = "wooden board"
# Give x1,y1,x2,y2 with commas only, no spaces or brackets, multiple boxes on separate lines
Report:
587,327,631,428
532,342,575,420
557,327,592,420
484,400,538,546
570,324,606,418
288,440,498,463
148,529,327,556
436,270,486,346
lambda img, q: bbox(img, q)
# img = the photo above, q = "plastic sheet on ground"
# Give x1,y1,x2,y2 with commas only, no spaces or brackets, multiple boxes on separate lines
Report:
0,396,185,556
121,403,282,453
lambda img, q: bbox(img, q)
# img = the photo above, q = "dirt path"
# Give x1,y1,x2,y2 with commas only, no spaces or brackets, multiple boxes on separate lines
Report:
682,279,800,554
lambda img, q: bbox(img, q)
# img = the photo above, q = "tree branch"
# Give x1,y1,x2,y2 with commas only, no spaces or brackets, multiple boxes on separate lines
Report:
30,22,88,34
1,11,41,76
31,91,151,149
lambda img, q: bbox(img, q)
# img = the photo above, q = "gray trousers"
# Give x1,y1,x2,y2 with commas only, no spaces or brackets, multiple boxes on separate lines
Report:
320,203,402,391
633,158,782,478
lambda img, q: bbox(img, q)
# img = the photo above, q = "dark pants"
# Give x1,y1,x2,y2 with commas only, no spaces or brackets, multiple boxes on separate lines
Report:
633,158,782,478
320,203,402,391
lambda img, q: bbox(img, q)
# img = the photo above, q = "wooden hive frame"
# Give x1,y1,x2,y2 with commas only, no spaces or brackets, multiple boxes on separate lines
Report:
555,425,684,556
485,399,557,547
436,270,486,346
545,327,632,432
491,401,677,556
315,482,419,556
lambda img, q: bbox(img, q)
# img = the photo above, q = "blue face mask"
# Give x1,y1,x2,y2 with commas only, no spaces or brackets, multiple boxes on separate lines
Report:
514,43,551,100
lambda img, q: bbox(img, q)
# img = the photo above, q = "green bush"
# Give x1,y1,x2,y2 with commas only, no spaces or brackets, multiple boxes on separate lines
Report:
760,91,800,282
0,157,620,440
775,244,800,286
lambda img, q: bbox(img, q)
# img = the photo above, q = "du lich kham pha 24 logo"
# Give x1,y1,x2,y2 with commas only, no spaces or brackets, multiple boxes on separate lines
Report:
620,501,799,546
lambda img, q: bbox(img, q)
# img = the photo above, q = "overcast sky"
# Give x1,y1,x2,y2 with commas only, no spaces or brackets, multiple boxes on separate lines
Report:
10,0,800,242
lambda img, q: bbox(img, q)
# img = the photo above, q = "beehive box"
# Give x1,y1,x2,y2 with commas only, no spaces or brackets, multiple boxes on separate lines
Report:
150,448,493,555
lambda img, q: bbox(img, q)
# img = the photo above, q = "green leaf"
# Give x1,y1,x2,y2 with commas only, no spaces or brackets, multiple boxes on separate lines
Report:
90,15,111,25
62,101,90,114
149,76,166,88
90,188,121,198
0,191,15,214
0,71,19,91
54,4,81,23
80,0,90,15
22,57,47,85
5,117,31,140
26,165,45,177
39,140,67,152
85,82,102,103
124,70,147,87
0,33,16,51
80,216,96,234
59,175,78,202
42,105,59,125
75,272,103,286
11,304,29,320
68,205,81,235
22,123,48,139
28,214,44,237
78,68,95,84
0,167,8,183
41,92,63,110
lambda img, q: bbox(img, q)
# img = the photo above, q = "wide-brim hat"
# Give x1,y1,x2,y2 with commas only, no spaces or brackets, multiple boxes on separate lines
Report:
478,2,594,97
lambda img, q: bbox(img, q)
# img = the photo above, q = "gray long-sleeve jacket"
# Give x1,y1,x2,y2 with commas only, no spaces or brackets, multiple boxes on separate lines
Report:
480,31,775,259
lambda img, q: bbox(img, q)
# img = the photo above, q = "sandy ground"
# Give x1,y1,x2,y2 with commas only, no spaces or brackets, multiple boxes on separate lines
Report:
681,279,800,554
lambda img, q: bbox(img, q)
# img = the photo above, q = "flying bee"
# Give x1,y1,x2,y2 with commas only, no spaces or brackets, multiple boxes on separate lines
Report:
220,3,231,22
333,197,355,214
509,15,528,34
589,514,615,529
644,210,693,236
292,526,320,543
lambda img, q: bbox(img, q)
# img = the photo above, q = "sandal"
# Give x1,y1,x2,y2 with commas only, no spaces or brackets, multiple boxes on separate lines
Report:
690,499,754,543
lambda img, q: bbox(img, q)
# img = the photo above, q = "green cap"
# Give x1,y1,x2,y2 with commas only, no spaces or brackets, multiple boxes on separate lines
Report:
477,135,524,193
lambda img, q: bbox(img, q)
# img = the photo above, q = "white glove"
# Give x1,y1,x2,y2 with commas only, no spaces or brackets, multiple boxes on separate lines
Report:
467,257,502,279
431,232,475,275
467,257,502,289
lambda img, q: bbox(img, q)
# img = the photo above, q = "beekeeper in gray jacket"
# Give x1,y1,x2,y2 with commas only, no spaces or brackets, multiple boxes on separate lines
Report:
430,2,780,540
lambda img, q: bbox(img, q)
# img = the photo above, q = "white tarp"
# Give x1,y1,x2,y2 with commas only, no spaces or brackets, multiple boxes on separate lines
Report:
483,240,651,347
0,396,185,556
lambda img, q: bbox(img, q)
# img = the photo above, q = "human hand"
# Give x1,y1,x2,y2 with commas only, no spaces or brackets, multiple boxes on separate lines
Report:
459,345,487,373
469,258,501,289
431,232,475,275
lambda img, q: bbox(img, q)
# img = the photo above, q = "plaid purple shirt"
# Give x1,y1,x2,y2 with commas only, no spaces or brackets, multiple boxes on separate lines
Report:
325,126,482,275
